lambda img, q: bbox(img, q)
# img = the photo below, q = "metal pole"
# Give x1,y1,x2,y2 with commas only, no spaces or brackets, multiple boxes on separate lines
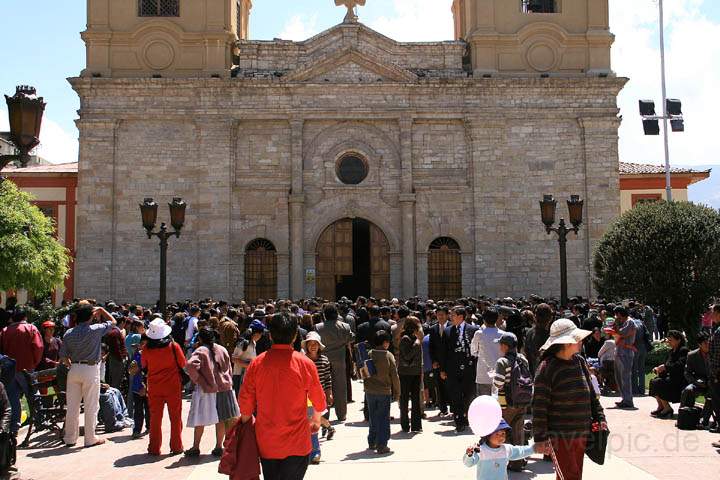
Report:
159,224,168,317
558,219,568,308
659,0,673,201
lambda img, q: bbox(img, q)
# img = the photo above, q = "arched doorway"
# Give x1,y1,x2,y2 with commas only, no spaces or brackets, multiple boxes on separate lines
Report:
316,218,390,301
428,237,462,301
244,238,277,302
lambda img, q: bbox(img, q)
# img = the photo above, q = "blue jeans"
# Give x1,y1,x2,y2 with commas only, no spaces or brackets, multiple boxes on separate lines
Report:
615,353,635,406
366,393,391,448
307,407,320,457
632,349,647,395
7,371,31,434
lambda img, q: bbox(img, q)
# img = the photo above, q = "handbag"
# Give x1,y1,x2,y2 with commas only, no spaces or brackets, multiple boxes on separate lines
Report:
171,342,191,386
580,358,609,465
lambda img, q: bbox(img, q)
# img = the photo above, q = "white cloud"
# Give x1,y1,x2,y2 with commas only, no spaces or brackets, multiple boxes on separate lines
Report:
0,109,78,164
278,14,320,41
369,0,453,41
610,0,720,167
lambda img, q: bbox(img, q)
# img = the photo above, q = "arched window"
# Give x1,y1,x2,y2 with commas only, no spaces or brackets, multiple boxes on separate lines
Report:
244,239,277,302
139,0,180,17
428,237,462,301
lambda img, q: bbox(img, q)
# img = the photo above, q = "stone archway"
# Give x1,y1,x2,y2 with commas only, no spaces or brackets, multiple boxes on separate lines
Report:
316,218,390,301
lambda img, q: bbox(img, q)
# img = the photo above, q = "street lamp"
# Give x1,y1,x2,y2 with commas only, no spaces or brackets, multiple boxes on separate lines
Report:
539,194,584,308
1,86,46,178
637,0,685,202
139,197,187,316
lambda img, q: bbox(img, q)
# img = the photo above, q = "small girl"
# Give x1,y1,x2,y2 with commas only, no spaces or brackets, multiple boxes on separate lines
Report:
463,419,544,480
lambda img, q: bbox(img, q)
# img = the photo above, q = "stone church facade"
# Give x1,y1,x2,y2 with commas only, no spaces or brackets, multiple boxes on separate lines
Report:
72,0,625,304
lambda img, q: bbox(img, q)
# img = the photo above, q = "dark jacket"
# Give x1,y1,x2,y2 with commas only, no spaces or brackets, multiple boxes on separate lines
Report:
428,322,448,368
0,382,10,434
523,326,550,375
684,348,709,387
441,322,478,380
398,334,423,376
356,318,391,345
661,346,690,389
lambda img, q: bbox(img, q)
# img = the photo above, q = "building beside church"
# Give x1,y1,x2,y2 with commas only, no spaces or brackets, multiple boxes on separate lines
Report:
72,0,625,304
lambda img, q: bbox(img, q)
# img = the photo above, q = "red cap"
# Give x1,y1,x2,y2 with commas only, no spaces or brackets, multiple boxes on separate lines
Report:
41,321,55,329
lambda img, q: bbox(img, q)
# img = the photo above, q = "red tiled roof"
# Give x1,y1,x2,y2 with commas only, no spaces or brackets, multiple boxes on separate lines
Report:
619,162,711,175
3,162,78,174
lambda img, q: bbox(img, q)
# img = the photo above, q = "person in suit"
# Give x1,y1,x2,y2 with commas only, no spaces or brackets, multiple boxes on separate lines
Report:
680,331,711,408
428,306,450,416
440,306,479,432
315,303,355,422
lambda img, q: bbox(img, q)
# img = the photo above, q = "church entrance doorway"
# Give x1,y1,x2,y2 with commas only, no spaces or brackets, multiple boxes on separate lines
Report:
316,218,390,301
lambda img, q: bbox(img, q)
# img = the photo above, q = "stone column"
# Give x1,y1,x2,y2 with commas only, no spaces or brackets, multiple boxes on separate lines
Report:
399,117,416,298
289,119,305,299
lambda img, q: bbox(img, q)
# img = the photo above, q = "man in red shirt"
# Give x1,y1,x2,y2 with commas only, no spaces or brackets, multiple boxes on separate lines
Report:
240,312,326,479
0,308,43,434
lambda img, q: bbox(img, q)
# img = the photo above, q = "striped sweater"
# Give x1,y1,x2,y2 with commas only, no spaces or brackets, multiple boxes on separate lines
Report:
311,354,333,392
532,353,605,442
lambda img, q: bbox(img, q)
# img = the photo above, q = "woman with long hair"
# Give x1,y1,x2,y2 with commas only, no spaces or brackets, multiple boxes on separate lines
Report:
142,319,186,456
184,328,239,457
648,330,689,419
398,315,423,433
532,319,607,480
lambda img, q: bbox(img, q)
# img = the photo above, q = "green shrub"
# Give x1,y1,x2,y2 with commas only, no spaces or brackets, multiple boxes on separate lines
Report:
645,341,671,373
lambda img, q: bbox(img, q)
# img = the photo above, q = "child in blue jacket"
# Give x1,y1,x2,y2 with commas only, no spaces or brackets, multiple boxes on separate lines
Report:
463,419,545,480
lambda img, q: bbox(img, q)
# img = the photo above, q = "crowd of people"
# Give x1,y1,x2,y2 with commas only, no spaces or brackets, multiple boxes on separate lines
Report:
0,294,718,480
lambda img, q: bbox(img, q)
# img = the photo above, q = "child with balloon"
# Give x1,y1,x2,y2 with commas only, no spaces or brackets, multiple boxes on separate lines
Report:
463,396,547,480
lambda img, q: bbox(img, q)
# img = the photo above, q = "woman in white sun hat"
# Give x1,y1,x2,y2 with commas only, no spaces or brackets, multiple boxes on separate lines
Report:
142,318,187,456
531,319,608,480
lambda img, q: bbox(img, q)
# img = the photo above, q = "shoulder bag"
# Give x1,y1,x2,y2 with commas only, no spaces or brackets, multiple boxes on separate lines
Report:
171,342,191,386
580,357,609,465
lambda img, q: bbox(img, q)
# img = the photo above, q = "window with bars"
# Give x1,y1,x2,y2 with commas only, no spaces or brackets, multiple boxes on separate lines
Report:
139,0,180,17
244,239,277,302
428,237,462,301
522,0,557,13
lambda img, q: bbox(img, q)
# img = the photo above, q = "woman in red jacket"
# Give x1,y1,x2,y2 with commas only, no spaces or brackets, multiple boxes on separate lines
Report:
141,319,186,456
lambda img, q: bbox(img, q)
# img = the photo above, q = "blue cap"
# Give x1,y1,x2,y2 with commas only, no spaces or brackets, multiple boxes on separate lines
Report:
249,320,266,332
491,418,511,435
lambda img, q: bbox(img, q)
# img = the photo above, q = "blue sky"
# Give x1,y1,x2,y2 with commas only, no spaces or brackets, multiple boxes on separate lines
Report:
1,0,719,176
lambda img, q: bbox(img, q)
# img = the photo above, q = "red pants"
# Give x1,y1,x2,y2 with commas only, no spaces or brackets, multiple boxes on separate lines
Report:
552,436,587,480
148,392,183,455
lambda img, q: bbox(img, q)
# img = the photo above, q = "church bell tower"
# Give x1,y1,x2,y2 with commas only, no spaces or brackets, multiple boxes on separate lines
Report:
451,0,613,76
82,0,252,78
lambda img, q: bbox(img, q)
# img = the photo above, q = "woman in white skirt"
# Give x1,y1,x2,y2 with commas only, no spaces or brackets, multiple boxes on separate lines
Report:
184,328,240,457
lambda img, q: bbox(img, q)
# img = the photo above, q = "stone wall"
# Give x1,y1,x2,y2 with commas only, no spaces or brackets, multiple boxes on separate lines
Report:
71,70,624,304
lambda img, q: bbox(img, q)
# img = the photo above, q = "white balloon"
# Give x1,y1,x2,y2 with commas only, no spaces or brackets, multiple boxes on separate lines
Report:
467,395,502,437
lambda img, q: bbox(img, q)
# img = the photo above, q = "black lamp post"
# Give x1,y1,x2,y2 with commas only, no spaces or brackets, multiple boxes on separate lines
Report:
139,197,187,316
1,86,46,178
539,194,584,308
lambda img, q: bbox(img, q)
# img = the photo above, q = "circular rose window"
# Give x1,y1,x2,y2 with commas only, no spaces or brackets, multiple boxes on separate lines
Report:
336,154,368,185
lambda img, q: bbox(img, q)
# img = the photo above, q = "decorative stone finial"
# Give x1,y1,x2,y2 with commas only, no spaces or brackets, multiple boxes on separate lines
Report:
335,0,366,24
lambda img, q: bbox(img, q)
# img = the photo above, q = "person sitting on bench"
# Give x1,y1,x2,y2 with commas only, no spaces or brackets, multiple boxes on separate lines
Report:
680,332,710,408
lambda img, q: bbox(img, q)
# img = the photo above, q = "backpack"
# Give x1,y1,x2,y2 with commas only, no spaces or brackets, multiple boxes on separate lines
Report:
633,320,654,353
508,354,533,407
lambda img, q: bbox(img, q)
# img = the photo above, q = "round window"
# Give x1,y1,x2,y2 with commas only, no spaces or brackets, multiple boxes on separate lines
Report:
336,154,368,185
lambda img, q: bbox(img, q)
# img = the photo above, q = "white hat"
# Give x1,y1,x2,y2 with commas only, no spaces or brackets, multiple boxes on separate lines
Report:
146,318,172,340
540,319,591,351
301,331,325,350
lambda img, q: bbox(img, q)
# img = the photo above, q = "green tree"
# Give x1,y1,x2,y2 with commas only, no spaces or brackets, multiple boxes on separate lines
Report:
0,180,70,295
594,201,720,342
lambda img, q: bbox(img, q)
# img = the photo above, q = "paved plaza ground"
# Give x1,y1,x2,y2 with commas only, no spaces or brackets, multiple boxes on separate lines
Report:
15,383,720,480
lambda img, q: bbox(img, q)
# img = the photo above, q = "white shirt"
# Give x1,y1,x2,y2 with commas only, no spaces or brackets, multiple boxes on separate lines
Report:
470,325,505,385
185,316,199,343
232,341,257,376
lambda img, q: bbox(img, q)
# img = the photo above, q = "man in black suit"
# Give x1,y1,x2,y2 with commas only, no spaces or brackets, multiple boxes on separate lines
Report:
681,331,711,408
428,305,451,416
440,306,479,432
